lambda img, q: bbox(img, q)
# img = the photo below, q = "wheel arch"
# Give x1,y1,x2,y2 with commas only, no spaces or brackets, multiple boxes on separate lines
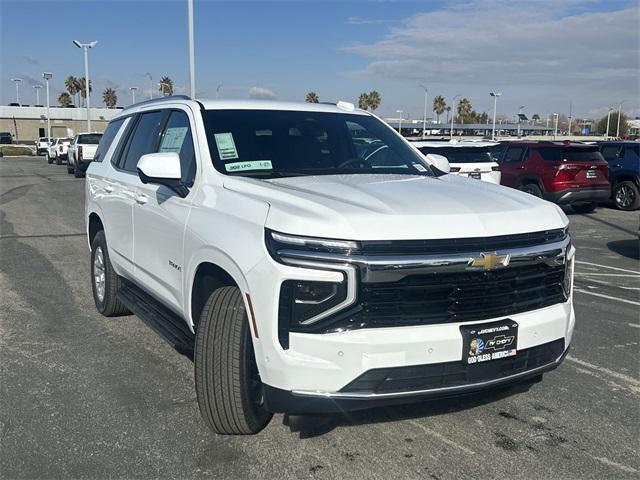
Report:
518,175,545,192
88,211,104,247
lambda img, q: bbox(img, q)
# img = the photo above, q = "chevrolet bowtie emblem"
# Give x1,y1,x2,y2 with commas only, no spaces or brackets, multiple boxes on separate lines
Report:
470,252,510,270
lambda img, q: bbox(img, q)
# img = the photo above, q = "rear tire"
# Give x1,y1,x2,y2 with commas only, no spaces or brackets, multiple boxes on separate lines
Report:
74,168,84,178
46,153,52,164
195,286,272,435
572,202,596,214
519,183,543,198
55,155,61,165
67,163,74,174
90,230,130,317
613,181,640,211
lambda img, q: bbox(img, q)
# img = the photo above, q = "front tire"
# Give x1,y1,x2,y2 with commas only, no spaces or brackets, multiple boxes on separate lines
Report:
194,287,272,435
90,230,130,317
519,183,542,198
55,155,62,165
613,181,640,211
46,153,52,164
572,202,596,214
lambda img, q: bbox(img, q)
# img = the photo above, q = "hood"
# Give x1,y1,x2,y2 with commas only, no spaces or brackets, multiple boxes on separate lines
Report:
222,174,568,240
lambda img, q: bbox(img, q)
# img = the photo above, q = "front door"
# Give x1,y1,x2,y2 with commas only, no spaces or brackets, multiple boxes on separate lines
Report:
499,145,528,187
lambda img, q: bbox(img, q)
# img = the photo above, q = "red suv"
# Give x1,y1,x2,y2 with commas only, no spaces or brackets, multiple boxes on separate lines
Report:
494,141,610,213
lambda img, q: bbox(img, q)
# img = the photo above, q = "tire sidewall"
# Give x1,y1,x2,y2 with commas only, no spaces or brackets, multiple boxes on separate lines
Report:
614,181,639,211
91,231,110,313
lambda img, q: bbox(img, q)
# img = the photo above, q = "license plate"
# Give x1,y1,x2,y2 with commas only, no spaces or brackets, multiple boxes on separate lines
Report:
460,320,518,365
586,170,597,179
468,172,481,180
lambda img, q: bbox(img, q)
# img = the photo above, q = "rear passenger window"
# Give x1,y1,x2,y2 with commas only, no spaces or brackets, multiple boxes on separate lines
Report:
94,118,125,163
121,111,165,172
158,111,197,186
503,146,527,163
537,147,561,162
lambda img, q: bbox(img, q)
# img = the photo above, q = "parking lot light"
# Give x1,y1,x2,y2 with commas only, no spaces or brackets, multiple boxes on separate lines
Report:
73,40,98,132
616,101,625,138
129,86,138,105
605,107,614,137
450,94,461,140
396,110,403,134
43,72,52,139
553,113,559,139
33,84,42,105
146,73,153,99
11,78,22,105
490,92,501,141
419,85,428,138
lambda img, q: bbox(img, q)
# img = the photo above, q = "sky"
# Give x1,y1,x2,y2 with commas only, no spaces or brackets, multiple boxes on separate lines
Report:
1,0,638,121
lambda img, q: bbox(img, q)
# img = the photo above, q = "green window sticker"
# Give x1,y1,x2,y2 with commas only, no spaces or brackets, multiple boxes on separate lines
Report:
224,160,273,172
214,132,239,160
159,127,188,153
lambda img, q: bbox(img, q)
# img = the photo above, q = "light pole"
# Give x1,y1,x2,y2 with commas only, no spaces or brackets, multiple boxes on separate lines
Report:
146,73,153,99
73,40,97,132
605,107,613,137
517,105,525,137
11,78,22,104
553,113,559,139
396,110,403,135
616,101,624,138
43,72,52,139
490,92,501,141
419,85,428,138
187,0,196,98
129,86,138,105
450,94,461,140
216,84,222,98
33,84,42,105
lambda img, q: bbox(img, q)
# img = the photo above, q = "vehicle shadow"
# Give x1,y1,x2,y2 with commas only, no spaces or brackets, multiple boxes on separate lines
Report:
607,239,640,260
282,379,538,439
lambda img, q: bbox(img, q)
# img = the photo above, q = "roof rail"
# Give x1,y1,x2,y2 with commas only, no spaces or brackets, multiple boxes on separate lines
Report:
122,95,191,112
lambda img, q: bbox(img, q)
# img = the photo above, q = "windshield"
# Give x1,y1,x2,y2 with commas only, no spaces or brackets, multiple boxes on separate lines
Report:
77,134,102,144
201,109,433,178
417,146,495,163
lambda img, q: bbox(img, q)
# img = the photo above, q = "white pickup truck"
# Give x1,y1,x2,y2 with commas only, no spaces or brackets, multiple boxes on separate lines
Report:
67,132,103,177
46,137,72,165
86,96,575,435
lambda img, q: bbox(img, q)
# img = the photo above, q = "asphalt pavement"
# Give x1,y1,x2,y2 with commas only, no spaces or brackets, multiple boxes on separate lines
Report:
1,156,638,479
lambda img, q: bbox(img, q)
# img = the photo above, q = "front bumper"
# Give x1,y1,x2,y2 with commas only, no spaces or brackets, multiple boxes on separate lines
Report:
263,341,569,414
544,187,610,205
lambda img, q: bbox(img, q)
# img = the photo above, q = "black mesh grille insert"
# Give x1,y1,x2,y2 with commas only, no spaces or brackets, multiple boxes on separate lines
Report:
340,339,565,394
339,263,566,331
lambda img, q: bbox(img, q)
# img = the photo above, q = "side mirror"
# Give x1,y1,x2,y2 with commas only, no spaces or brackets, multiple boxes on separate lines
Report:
425,153,450,174
137,152,189,198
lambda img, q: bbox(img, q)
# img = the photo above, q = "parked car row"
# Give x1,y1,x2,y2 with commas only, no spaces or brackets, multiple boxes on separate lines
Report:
40,133,103,176
412,139,639,211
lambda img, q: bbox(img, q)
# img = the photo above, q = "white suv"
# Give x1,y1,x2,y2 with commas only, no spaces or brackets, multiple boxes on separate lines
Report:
86,96,575,435
413,140,502,184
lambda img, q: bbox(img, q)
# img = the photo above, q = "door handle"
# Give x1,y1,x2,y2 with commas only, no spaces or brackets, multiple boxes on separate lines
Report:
135,194,148,205
104,185,114,193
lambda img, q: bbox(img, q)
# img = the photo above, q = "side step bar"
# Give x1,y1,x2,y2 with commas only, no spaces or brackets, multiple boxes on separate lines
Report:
117,281,195,357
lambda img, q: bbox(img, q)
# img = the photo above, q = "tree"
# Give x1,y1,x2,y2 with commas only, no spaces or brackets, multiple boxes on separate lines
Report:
357,91,381,111
596,111,629,136
532,113,540,124
78,77,92,106
433,95,446,123
367,90,381,111
65,76,79,106
445,106,451,123
58,92,72,107
102,87,118,108
159,76,173,96
457,98,473,123
305,92,319,103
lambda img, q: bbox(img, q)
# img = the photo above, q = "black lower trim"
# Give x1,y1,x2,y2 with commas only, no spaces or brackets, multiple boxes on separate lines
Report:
262,342,568,414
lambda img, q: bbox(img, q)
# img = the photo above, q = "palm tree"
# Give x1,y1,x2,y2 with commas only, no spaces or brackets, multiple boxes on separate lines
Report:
65,76,79,106
305,92,319,103
58,92,72,107
433,95,446,123
532,113,540,124
367,90,381,111
358,92,369,110
78,77,92,106
102,87,118,108
159,76,173,96
445,106,452,123
457,98,472,123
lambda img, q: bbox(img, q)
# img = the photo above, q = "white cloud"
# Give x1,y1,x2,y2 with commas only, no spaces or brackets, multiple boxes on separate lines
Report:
345,16,390,25
248,86,277,100
22,55,39,65
343,0,640,116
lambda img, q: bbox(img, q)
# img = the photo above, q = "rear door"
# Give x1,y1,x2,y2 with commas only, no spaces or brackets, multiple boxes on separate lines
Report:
561,147,609,189
498,145,527,187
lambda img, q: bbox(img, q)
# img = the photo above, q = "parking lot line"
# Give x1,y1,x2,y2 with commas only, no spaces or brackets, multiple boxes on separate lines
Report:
574,288,640,306
576,273,639,277
575,260,640,275
566,356,640,391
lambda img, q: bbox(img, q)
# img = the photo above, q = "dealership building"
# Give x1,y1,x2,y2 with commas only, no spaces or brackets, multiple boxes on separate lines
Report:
0,105,122,143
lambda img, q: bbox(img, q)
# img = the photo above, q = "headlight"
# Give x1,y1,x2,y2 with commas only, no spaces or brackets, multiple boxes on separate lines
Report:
266,229,359,263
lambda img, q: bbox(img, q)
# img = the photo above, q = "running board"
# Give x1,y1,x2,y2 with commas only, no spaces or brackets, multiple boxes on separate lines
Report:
117,282,195,358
